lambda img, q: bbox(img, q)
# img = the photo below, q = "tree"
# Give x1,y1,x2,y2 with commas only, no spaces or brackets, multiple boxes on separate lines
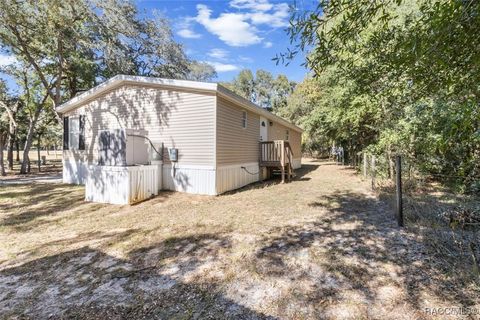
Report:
15,68,50,173
227,69,255,101
0,75,21,170
272,74,296,112
254,70,274,109
0,80,9,175
282,0,480,189
225,69,296,110
186,62,217,82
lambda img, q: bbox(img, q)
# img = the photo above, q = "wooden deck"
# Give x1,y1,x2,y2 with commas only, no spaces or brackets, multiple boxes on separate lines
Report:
259,140,294,183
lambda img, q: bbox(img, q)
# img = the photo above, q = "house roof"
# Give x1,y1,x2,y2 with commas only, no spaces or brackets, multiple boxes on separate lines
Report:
56,75,303,133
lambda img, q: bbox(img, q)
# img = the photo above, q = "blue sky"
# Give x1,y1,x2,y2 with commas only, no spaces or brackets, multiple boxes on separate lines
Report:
139,0,314,82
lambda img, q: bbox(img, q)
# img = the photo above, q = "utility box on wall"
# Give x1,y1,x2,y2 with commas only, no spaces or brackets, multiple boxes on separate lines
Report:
168,148,178,162
98,129,149,166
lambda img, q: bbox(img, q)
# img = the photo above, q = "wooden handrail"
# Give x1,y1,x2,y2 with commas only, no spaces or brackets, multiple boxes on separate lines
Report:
260,140,293,164
259,140,294,183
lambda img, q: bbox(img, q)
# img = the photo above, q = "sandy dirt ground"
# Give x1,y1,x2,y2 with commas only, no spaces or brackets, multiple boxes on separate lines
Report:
0,159,478,319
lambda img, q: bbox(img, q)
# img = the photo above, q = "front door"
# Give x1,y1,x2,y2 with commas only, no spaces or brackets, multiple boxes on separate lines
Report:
259,117,268,141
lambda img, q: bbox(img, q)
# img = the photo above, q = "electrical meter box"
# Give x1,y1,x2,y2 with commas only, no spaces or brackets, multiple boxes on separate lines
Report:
168,148,178,162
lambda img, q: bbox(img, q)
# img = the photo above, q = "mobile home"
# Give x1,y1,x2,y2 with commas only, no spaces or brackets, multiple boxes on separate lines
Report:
57,75,302,203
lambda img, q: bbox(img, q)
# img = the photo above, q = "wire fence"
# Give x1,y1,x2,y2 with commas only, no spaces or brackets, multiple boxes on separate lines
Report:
357,153,479,223
330,150,480,276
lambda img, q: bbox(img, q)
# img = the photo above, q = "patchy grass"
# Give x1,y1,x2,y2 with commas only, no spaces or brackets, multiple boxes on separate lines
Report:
0,159,478,319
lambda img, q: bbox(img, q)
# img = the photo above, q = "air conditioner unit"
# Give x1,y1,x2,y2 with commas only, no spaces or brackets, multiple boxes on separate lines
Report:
98,129,149,166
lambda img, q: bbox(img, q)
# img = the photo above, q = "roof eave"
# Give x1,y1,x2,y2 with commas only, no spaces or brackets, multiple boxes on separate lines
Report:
216,85,304,133
56,75,219,114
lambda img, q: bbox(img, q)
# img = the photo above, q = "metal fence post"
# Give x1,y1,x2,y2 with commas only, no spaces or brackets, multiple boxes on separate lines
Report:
363,153,367,178
396,155,404,227
371,155,376,190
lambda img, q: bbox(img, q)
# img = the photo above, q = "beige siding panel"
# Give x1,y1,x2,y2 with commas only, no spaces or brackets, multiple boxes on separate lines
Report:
216,96,260,165
268,122,302,158
63,84,216,167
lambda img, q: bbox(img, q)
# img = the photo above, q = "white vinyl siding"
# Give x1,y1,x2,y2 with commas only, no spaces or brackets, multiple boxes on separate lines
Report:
63,84,216,167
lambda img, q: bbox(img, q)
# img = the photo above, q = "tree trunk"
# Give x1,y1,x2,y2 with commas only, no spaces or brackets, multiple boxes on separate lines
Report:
0,133,6,176
37,134,41,172
386,146,394,180
7,123,15,170
20,109,42,174
15,140,20,162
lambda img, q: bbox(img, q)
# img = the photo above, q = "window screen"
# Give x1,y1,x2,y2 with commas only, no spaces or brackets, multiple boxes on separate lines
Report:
69,117,80,150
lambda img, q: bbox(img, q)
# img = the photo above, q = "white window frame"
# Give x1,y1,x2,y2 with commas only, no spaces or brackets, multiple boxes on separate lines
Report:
69,117,80,150
286,129,290,141
242,111,247,129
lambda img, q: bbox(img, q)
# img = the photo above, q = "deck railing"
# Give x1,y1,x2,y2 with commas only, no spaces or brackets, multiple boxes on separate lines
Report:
259,140,294,166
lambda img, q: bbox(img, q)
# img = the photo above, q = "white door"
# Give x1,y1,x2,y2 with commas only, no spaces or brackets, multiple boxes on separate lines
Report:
259,117,268,141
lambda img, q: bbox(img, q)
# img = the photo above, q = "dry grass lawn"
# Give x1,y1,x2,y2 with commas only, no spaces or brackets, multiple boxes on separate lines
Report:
0,159,478,319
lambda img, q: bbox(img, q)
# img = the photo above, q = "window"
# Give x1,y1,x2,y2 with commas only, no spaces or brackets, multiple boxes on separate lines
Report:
64,115,85,150
79,115,85,150
286,129,289,141
69,117,79,149
242,111,247,128
63,117,69,150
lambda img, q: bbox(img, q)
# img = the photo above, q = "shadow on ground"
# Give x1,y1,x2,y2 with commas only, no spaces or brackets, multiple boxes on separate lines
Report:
254,190,479,314
0,231,275,319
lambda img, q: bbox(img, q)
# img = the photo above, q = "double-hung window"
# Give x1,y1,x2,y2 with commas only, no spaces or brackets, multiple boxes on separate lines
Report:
63,115,85,150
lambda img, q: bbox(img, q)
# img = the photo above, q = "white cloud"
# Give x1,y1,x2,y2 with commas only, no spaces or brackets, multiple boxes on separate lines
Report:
205,61,239,72
0,54,16,66
191,1,290,47
195,4,262,47
178,29,202,39
208,48,229,60
248,3,290,27
176,18,202,39
230,0,273,11
239,55,254,63
263,41,273,48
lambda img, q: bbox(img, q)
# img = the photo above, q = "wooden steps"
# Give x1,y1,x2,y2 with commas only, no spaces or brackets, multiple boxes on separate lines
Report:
259,140,294,183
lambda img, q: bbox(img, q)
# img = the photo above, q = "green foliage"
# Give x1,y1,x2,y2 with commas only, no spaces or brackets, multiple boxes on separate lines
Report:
283,0,480,191
224,69,296,110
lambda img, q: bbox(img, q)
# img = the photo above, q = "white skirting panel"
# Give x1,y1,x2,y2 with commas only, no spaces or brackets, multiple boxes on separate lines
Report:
162,164,216,195
216,162,260,195
63,159,88,184
292,158,302,169
85,165,159,205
